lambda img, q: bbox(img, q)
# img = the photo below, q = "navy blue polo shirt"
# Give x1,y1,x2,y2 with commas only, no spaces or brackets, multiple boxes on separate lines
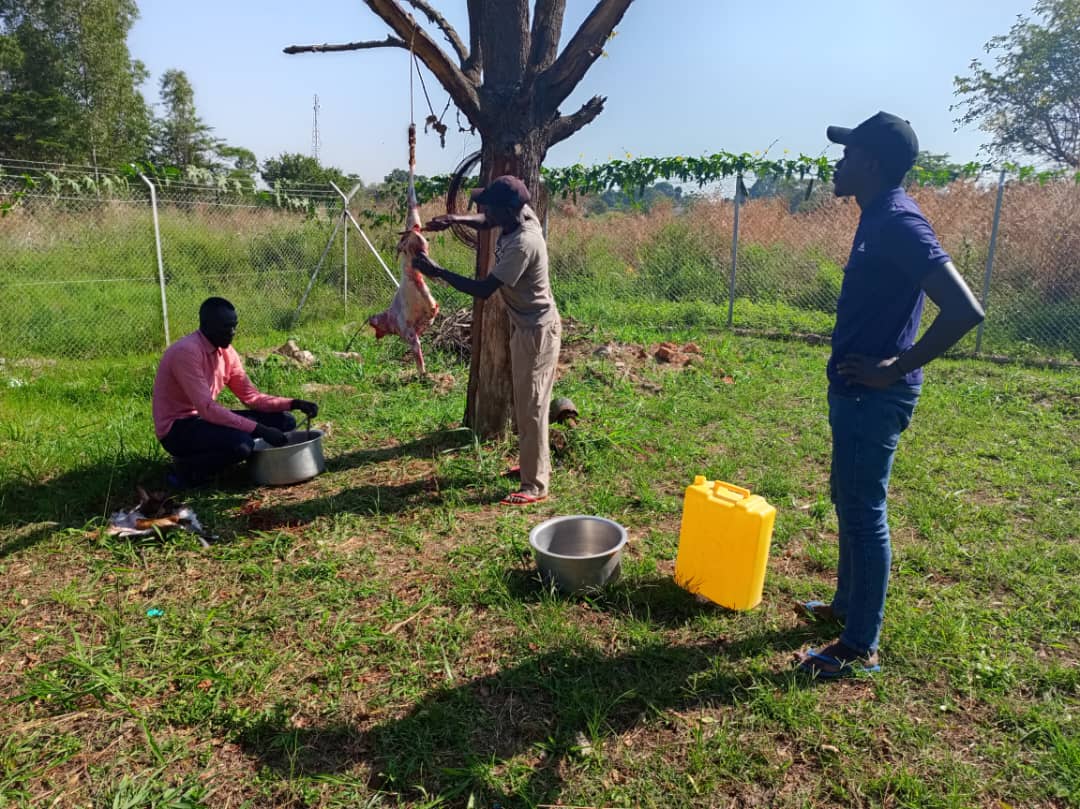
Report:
828,187,950,390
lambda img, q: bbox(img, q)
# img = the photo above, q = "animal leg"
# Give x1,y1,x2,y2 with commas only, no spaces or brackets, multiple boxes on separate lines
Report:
409,332,426,376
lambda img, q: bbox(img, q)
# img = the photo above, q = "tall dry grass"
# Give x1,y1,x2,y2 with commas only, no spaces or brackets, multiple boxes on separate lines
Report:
1,180,1077,359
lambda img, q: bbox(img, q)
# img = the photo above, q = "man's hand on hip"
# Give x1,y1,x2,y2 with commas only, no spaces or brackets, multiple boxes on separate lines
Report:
836,354,904,389
291,399,318,418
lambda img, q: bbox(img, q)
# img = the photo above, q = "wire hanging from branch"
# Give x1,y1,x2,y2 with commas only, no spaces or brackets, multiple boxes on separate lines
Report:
413,53,449,148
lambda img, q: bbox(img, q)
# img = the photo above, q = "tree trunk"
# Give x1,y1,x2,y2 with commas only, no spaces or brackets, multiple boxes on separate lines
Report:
464,132,547,438
463,3,530,438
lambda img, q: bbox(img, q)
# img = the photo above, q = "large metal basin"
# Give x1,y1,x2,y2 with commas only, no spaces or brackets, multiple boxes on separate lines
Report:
529,515,627,594
250,429,325,486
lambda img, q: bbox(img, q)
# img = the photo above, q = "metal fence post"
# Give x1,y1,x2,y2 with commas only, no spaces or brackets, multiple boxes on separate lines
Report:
727,173,742,328
975,168,1007,354
329,181,363,307
346,209,399,288
343,201,349,306
139,173,170,347
293,216,346,326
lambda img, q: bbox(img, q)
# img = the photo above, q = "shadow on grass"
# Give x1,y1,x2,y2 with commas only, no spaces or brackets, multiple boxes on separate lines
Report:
500,569,726,627
0,457,171,556
0,427,486,554
225,477,446,529
325,428,479,473
209,471,501,539
235,631,818,807
0,520,62,558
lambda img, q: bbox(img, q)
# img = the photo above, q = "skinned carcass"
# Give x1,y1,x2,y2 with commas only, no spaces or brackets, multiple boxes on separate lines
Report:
368,125,439,374
368,217,439,374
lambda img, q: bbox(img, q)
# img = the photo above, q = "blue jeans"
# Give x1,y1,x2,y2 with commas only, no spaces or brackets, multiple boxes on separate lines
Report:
828,383,920,655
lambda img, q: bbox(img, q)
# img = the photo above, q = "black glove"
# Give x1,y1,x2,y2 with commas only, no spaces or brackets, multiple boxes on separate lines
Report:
412,253,442,278
291,399,318,418
423,215,454,232
253,423,288,447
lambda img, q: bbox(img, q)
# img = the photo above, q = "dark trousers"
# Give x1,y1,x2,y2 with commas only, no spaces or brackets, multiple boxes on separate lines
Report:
161,410,296,481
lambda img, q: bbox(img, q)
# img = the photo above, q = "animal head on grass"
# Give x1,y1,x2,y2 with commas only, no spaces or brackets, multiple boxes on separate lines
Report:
135,485,180,517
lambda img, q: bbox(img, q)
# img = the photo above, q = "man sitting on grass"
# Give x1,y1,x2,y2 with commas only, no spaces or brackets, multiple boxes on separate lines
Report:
152,297,318,488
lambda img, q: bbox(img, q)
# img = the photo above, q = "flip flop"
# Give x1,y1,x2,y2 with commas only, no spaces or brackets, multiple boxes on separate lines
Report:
795,600,842,623
500,491,547,506
502,465,521,478
797,645,880,680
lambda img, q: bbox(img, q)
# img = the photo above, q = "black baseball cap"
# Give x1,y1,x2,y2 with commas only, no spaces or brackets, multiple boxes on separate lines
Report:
471,175,531,208
827,111,919,175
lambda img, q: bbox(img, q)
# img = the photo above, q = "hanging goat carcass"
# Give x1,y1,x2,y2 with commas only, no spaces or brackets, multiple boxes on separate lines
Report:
367,215,440,374
368,124,439,374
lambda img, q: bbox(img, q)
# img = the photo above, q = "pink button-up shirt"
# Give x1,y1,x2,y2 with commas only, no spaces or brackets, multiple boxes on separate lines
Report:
152,330,293,439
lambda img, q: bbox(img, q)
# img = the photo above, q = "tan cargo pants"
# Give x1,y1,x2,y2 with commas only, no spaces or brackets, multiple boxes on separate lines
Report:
510,318,562,497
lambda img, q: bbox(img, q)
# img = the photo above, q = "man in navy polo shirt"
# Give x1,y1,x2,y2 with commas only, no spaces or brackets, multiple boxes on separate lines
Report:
797,112,985,679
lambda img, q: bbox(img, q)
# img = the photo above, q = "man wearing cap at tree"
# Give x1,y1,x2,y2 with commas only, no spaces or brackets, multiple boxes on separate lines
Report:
414,176,561,506
795,112,985,679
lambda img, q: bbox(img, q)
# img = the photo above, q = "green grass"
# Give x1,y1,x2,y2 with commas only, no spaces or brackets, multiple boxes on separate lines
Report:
1,325,1078,808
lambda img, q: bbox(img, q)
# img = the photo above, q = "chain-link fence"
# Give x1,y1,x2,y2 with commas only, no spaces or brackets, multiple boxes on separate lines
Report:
549,174,1080,362
2,159,1078,364
0,160,412,360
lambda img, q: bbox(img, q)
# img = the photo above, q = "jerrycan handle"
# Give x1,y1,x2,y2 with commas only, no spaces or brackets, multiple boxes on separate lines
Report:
711,480,751,500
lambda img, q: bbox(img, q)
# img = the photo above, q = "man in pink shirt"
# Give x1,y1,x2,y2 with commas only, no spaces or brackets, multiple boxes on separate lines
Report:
153,297,319,488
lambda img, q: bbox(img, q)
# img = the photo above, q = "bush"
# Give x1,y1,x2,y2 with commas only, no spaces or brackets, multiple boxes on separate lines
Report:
638,221,726,304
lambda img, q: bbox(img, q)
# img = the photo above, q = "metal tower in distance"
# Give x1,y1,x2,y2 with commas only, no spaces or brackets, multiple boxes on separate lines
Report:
311,94,321,162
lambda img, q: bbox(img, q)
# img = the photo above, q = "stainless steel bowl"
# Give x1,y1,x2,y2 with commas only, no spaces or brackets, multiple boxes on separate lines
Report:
250,429,325,486
528,515,627,594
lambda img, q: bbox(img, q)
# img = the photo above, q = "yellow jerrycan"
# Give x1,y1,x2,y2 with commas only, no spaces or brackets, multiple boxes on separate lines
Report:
674,476,776,610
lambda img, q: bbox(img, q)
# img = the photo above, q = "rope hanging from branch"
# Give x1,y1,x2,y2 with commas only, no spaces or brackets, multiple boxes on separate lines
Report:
407,23,418,213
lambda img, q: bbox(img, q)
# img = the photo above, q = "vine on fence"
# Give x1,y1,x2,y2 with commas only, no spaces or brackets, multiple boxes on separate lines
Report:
409,151,1080,207
3,151,1078,219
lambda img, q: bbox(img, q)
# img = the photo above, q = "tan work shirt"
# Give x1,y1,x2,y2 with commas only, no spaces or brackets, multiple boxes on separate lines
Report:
490,205,559,329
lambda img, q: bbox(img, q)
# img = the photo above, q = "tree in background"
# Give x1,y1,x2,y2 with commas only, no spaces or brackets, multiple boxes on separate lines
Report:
216,145,259,187
153,69,218,169
953,0,1080,168
260,152,361,189
904,151,975,186
0,0,151,165
585,181,684,214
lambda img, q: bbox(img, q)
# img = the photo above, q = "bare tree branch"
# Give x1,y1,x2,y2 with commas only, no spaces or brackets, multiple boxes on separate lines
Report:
464,0,483,81
539,0,633,114
478,0,530,91
546,95,605,147
283,35,407,55
527,0,566,79
404,0,469,67
363,0,483,127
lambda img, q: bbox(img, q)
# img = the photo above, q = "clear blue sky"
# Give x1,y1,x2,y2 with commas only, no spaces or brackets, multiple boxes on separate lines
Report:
129,1,1032,183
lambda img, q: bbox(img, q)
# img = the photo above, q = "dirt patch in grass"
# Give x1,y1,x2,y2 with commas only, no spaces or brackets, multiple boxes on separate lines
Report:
558,335,723,395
